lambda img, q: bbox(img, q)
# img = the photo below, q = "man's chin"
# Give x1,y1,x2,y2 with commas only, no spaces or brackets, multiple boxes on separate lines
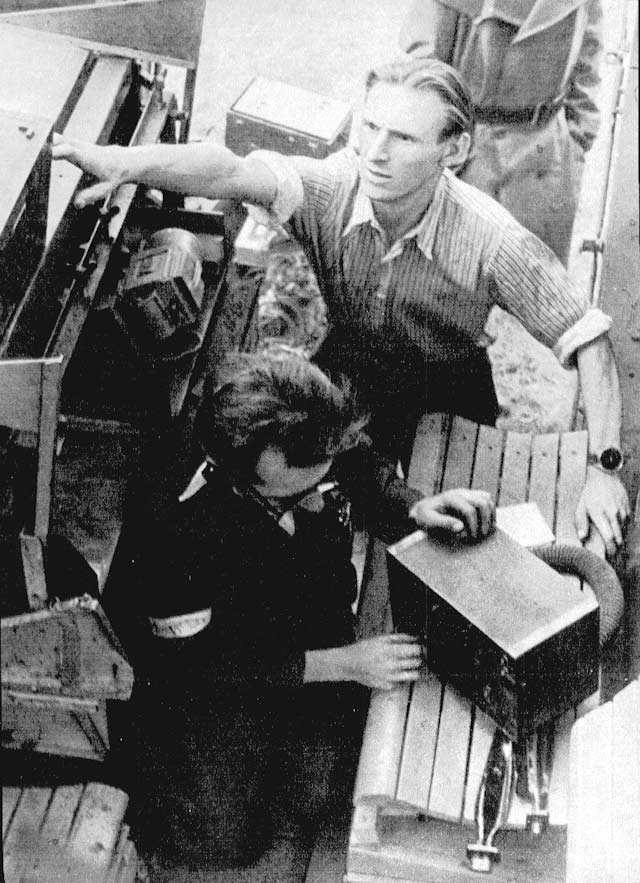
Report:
360,178,398,201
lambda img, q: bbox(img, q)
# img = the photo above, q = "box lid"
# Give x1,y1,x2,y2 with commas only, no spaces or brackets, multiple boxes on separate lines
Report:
388,529,598,659
231,75,351,141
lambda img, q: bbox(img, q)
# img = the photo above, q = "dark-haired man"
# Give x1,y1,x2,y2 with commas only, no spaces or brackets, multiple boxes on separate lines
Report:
120,348,493,876
52,56,628,552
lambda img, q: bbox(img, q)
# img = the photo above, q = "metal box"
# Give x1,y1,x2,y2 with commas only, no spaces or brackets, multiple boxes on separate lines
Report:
387,529,599,740
0,109,52,331
226,75,352,158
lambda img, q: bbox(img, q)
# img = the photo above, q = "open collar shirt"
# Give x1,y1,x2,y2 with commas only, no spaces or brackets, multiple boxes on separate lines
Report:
248,146,610,368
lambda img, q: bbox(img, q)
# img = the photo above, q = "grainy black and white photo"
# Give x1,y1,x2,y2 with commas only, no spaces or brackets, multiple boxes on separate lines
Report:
1,2,638,881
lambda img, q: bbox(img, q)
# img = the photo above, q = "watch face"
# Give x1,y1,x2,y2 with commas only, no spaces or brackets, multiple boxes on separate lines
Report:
600,447,623,471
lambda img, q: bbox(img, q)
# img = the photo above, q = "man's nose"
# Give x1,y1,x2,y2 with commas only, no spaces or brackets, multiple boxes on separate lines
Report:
366,129,390,161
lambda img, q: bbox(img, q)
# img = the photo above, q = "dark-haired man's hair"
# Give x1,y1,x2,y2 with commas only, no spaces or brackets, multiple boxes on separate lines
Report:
194,349,368,480
365,57,474,143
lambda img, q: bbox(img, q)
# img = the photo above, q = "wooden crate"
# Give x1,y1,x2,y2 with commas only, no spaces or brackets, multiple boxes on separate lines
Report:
2,782,137,882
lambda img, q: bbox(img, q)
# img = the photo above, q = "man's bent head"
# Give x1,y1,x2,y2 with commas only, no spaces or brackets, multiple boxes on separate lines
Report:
195,349,368,483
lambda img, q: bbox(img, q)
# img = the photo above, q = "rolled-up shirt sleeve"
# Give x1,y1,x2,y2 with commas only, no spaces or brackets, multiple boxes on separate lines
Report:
487,224,611,366
553,306,612,367
245,149,304,225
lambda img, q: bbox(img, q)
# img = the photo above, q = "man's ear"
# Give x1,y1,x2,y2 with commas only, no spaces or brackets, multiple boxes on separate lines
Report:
441,131,472,170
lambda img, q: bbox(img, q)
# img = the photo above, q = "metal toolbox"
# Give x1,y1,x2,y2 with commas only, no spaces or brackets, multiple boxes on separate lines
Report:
226,75,352,158
387,528,599,740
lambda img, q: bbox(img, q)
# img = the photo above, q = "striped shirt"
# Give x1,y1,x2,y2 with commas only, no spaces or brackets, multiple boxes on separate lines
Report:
248,147,610,369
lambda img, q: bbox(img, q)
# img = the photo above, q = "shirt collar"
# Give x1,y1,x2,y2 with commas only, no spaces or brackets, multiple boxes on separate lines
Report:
343,170,449,261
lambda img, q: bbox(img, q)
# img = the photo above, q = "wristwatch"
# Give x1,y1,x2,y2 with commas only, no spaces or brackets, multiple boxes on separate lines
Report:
588,447,624,472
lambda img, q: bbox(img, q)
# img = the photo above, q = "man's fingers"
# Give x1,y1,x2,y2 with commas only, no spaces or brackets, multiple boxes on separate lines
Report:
421,510,465,533
575,500,589,541
607,506,624,547
386,633,422,643
478,498,496,536
74,181,114,209
389,670,421,683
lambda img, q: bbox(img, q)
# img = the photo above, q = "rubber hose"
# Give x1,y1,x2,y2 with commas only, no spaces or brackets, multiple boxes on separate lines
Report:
531,544,624,646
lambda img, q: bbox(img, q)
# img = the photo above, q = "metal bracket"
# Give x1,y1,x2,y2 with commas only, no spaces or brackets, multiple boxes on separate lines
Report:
581,238,605,254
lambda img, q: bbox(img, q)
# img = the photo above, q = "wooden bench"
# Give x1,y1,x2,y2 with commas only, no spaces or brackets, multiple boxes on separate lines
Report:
2,782,137,883
346,413,604,882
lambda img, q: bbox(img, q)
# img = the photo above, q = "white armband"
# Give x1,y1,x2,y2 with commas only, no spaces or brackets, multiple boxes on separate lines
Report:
148,608,212,639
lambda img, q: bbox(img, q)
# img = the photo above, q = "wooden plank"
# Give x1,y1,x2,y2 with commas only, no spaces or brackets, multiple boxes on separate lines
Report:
353,687,412,804
555,431,588,547
440,417,478,491
498,431,531,507
0,357,61,436
2,788,21,841
3,787,52,882
427,687,473,821
610,680,640,881
28,785,84,880
527,433,560,532
64,783,129,881
408,412,450,495
0,1,207,69
566,703,614,882
0,27,91,129
395,673,443,810
470,424,503,496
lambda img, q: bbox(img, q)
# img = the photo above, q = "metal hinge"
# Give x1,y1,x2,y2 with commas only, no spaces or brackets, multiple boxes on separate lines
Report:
581,238,605,254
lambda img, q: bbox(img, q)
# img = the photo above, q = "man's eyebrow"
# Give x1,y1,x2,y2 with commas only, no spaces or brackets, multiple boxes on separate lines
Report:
362,117,421,142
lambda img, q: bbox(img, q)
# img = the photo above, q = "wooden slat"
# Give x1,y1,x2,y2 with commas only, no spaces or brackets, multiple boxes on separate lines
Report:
64,783,129,881
3,787,52,882
395,673,443,810
440,416,478,492
566,703,614,882
470,424,503,496
407,412,450,495
555,431,588,547
413,415,477,823
427,687,473,821
353,687,412,804
498,431,531,507
28,785,84,880
610,680,640,881
527,433,560,532
2,788,21,841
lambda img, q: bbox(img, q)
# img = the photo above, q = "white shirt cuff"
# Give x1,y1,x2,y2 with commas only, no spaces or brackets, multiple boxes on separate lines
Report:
553,307,612,368
245,149,304,225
